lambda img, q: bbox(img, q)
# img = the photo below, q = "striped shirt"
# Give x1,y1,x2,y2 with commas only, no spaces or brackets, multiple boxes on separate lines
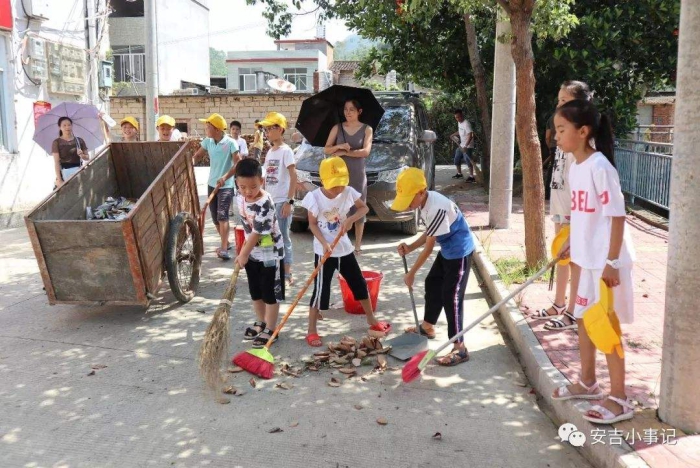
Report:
421,191,474,260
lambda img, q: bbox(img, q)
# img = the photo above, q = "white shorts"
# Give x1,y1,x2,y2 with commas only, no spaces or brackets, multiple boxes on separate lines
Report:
574,267,634,324
550,188,571,224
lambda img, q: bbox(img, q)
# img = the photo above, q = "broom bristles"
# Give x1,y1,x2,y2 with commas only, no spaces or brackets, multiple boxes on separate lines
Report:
232,349,275,379
198,302,232,391
402,350,429,383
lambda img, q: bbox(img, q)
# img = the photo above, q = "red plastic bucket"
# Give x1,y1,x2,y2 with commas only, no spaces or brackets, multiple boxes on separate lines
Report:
339,270,383,315
234,226,245,255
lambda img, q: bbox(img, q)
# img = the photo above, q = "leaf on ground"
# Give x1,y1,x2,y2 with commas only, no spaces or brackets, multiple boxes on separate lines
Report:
643,294,649,298
234,390,246,397
91,364,107,370
352,358,362,367
314,351,330,358
354,404,363,410
87,370,96,376
227,366,244,373
222,386,238,395
275,382,293,390
432,432,442,440
328,377,342,387
217,397,231,405
307,365,319,372
289,421,299,428
377,355,387,370
281,367,302,378
376,417,388,425
268,427,283,433
249,377,257,388
339,367,356,376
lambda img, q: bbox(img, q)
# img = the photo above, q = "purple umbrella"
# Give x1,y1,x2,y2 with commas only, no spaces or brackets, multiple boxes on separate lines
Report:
33,102,105,154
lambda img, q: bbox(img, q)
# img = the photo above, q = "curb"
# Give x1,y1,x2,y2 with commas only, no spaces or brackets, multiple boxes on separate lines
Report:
469,234,649,468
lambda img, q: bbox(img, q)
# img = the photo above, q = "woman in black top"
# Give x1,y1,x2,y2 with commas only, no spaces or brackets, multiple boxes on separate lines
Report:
52,117,89,188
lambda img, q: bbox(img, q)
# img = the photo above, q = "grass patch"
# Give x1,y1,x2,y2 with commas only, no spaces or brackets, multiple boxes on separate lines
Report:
493,257,552,288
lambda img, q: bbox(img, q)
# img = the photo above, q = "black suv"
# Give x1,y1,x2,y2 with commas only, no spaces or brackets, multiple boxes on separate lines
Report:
292,92,437,234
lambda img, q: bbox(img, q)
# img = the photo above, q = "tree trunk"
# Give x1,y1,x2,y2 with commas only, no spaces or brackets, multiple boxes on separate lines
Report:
508,1,547,267
659,0,700,434
463,13,492,181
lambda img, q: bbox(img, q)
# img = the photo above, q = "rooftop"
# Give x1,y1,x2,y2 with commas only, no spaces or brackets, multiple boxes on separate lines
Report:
329,61,361,72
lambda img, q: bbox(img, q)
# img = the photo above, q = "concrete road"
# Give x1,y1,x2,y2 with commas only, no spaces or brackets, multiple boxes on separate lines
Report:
0,167,590,468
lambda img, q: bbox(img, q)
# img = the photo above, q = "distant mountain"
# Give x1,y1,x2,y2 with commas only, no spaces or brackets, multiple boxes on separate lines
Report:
333,34,378,61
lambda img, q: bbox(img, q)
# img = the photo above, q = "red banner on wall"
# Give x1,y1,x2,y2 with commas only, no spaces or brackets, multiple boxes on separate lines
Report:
33,101,52,127
0,0,13,31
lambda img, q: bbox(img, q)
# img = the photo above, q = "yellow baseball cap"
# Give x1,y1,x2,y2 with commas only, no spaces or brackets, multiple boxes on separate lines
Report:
320,157,349,190
198,113,227,131
120,116,139,130
258,111,287,129
391,167,427,212
156,115,175,127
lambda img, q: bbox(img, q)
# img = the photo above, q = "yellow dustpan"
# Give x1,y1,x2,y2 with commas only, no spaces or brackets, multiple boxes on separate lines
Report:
551,225,571,266
583,280,624,358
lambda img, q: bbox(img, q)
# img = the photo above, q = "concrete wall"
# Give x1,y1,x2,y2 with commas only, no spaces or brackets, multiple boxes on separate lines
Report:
0,0,104,228
108,0,210,93
110,93,311,141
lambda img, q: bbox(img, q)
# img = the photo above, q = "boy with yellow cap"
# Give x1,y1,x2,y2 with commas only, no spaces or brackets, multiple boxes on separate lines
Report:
192,113,241,260
392,168,475,366
155,115,181,142
301,156,391,347
120,116,139,142
258,112,297,285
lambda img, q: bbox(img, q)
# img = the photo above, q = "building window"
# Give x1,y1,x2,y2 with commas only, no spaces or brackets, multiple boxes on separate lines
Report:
113,46,146,83
283,68,308,91
238,67,262,91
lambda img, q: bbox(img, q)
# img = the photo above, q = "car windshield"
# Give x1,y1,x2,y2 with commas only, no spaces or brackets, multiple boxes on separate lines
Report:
373,106,411,142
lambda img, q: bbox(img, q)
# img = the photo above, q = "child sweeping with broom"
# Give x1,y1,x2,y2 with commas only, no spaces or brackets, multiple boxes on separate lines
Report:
391,168,475,366
302,157,391,347
234,158,286,348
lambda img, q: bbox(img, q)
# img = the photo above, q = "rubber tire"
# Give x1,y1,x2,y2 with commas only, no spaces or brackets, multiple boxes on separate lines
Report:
165,212,203,303
400,209,419,235
290,220,308,233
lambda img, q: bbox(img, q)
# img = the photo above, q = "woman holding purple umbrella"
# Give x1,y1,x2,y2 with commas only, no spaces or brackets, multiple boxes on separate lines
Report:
52,117,89,188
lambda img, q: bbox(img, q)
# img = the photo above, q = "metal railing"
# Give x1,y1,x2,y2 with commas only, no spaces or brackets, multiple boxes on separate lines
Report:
615,139,673,210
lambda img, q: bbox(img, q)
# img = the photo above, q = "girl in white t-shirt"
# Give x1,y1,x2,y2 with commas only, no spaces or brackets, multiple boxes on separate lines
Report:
531,81,592,331
551,99,636,425
301,157,391,347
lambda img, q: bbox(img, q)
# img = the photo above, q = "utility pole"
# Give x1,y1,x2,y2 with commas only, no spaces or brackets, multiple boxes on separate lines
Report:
86,0,99,106
145,0,159,140
659,0,700,433
488,7,516,229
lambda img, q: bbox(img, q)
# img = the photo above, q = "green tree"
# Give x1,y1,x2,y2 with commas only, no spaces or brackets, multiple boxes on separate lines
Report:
210,48,227,77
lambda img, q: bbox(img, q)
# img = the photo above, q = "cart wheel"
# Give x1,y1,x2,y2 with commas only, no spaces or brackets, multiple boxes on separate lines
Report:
166,212,203,303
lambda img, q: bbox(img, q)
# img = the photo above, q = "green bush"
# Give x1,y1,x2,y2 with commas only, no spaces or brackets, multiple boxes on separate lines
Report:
424,91,481,166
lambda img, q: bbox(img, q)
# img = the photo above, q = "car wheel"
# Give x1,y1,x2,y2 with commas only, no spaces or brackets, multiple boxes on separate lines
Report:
400,209,419,235
290,220,308,233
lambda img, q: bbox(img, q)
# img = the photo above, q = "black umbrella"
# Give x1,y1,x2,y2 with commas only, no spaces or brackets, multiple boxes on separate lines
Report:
295,85,385,147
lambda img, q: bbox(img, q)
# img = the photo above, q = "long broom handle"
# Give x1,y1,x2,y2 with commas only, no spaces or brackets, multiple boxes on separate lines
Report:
431,257,560,357
199,186,220,237
402,256,422,331
265,228,346,350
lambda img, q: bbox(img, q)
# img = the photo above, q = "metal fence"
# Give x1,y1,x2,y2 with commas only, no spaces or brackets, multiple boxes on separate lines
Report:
615,139,673,210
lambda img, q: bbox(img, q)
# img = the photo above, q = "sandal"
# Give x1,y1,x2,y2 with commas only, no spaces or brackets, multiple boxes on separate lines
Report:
544,311,578,331
369,321,392,334
405,325,436,340
583,396,635,424
217,248,231,261
530,302,566,320
306,333,323,347
252,328,278,348
437,349,470,367
552,379,604,401
243,321,266,340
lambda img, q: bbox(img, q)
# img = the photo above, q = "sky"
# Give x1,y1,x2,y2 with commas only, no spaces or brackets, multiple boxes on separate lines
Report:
207,0,353,51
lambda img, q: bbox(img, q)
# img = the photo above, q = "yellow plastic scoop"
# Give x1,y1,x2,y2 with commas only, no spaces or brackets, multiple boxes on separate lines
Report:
583,279,624,358
551,225,571,266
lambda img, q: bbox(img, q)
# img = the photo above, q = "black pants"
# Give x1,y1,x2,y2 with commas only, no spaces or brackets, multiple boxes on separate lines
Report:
424,252,472,343
245,259,285,305
310,253,368,310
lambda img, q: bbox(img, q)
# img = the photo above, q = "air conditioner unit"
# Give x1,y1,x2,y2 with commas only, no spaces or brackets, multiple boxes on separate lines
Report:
172,88,200,95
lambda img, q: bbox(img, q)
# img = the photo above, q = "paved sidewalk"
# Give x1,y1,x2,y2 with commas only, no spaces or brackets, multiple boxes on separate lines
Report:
449,181,700,468
0,169,589,468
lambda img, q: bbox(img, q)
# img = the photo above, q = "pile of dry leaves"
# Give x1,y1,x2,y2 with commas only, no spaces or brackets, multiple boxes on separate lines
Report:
308,335,391,383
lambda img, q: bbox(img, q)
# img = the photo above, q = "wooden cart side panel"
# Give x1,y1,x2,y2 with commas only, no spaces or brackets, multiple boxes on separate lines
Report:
132,195,162,293
30,153,119,221
110,144,134,199
122,219,149,304
184,146,201,218
24,218,57,304
34,221,139,303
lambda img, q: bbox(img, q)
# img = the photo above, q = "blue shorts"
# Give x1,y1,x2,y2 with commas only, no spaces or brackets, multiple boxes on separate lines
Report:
454,147,474,166
208,185,233,225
